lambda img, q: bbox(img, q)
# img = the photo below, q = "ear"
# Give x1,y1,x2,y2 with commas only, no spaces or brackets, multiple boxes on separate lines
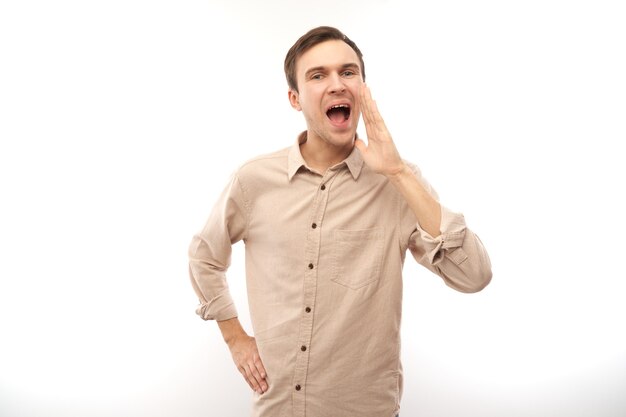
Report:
288,89,301,111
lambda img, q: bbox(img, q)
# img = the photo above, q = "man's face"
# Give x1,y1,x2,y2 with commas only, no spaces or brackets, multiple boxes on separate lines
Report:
289,40,363,149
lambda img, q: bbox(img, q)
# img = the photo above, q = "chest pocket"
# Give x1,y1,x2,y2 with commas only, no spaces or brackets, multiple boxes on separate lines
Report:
331,227,385,290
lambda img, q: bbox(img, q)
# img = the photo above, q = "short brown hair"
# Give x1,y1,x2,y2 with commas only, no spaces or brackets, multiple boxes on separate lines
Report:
284,26,365,92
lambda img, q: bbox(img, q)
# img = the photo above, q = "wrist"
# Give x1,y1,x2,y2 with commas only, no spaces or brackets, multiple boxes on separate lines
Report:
217,317,247,347
386,162,410,182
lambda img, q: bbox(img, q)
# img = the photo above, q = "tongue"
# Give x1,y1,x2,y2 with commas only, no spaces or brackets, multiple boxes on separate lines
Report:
328,108,347,124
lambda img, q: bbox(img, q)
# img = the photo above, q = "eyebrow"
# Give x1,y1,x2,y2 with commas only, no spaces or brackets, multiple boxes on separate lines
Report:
304,63,360,78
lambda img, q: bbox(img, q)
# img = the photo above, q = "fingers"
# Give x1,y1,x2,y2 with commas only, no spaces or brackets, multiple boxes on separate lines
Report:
359,83,375,125
254,353,268,382
359,84,387,138
360,84,380,122
238,361,267,394
233,338,268,395
247,352,268,394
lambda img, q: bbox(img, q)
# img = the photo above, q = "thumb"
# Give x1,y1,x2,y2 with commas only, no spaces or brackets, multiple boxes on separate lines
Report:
354,138,367,153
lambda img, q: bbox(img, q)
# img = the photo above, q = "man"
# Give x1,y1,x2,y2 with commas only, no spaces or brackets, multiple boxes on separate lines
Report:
189,26,492,417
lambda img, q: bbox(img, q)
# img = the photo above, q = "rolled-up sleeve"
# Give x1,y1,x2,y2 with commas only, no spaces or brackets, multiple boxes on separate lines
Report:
188,173,249,321
408,205,492,293
400,161,492,293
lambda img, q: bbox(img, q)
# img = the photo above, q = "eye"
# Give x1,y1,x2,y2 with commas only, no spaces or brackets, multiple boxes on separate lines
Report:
311,73,324,80
342,70,356,77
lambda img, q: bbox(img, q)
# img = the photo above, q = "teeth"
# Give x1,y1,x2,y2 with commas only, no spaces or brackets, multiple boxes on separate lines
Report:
330,104,349,109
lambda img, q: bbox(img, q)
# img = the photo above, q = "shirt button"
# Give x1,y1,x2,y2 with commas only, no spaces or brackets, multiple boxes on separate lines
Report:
295,384,301,391
311,223,317,229
301,345,307,351
321,184,326,190
308,263,314,269
305,307,311,313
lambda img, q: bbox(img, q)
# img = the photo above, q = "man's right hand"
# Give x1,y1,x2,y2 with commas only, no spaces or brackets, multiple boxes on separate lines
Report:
218,318,268,394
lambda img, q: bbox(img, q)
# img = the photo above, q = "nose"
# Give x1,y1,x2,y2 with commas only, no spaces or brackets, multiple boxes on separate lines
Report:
328,72,346,94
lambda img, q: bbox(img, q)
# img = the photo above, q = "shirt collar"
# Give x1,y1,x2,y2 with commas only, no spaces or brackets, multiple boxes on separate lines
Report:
287,131,364,181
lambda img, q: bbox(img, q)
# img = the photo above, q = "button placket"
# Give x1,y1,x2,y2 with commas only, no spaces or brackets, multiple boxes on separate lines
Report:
291,172,337,417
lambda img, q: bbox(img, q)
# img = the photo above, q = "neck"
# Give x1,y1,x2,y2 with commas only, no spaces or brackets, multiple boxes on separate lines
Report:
300,132,354,173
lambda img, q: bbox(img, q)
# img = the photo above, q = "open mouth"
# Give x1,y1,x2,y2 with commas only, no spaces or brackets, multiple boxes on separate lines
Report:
326,104,351,126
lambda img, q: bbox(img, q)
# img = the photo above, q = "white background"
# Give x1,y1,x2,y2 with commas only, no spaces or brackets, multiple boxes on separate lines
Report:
1,0,625,416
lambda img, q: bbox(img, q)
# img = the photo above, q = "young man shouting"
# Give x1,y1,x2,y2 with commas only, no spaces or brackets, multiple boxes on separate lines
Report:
189,26,492,417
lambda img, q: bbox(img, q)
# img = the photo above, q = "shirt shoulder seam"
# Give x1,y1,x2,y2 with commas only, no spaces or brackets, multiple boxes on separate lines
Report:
236,147,290,172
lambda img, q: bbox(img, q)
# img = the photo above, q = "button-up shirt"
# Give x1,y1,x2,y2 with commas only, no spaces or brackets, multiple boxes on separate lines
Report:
188,132,492,417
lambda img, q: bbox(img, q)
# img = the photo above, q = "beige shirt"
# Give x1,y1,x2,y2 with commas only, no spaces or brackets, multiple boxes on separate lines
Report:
188,133,492,417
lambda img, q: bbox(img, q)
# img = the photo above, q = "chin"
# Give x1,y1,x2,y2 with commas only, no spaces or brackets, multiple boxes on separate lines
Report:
328,131,356,147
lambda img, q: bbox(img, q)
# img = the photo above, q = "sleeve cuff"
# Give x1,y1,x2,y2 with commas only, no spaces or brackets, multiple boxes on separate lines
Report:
195,291,238,321
417,205,468,266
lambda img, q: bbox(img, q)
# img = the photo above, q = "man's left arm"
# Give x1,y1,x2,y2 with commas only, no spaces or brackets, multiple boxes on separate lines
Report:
355,84,492,292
